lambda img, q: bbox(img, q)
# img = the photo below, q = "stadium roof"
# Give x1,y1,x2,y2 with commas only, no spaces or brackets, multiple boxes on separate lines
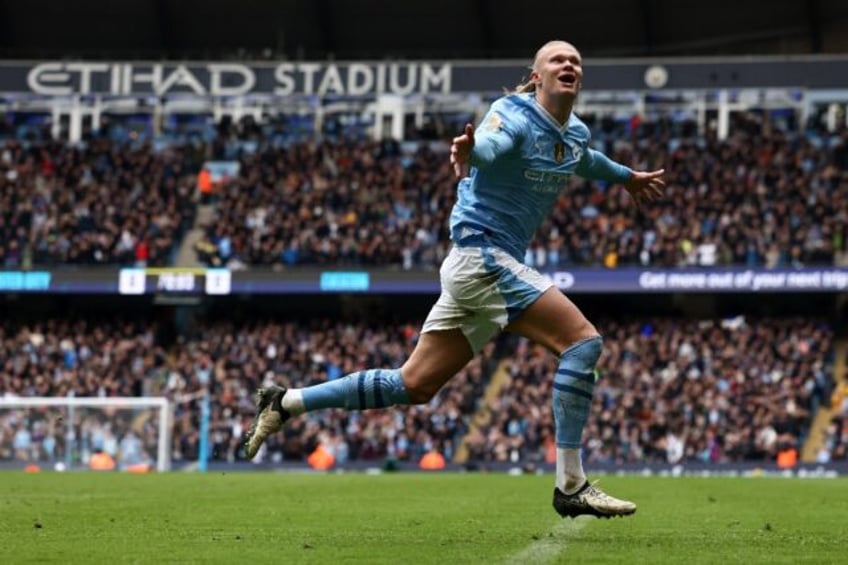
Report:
1,0,847,61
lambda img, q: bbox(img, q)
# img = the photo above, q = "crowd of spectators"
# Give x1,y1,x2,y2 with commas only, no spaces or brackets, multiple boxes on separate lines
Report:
197,113,848,270
0,318,167,468
0,316,492,468
465,317,836,466
169,318,493,465
0,314,840,468
0,136,199,267
196,137,453,270
2,111,846,270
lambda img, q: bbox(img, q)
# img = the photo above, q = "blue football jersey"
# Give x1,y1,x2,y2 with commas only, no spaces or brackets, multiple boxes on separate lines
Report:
449,92,631,261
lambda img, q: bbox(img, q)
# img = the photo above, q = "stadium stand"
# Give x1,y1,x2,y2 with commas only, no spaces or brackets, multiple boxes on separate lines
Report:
195,114,847,270
465,317,836,465
0,315,493,466
1,311,840,467
0,138,198,267
3,111,845,270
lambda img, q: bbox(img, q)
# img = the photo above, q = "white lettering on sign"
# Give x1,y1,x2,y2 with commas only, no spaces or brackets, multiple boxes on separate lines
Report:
27,62,453,96
156,273,196,292
636,269,848,291
207,64,256,96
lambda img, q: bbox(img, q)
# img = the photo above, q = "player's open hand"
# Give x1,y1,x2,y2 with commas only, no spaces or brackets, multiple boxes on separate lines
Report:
450,123,475,179
624,169,665,208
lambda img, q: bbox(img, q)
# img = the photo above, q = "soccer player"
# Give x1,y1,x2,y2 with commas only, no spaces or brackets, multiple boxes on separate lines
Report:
245,40,665,518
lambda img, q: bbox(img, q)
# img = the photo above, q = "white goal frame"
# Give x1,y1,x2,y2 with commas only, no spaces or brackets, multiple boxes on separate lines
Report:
0,396,172,472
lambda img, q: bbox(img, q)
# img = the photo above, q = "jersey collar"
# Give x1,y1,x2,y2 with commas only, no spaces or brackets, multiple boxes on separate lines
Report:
530,95,572,134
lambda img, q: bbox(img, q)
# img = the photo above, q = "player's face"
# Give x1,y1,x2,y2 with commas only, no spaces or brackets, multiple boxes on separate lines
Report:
531,42,583,99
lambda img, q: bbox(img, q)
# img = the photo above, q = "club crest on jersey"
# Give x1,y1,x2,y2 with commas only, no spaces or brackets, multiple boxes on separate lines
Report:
554,142,566,164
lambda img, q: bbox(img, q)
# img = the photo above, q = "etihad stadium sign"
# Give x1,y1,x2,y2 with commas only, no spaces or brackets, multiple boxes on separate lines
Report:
2,56,848,96
22,62,454,96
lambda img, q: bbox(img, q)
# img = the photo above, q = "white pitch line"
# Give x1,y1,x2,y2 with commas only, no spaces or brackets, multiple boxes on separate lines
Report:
503,517,591,565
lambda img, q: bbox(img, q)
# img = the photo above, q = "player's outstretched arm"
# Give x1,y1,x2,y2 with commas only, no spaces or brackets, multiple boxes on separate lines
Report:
450,115,519,179
576,148,665,208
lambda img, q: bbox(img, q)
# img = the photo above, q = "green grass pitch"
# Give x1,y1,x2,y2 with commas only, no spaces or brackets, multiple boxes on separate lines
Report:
1,472,846,564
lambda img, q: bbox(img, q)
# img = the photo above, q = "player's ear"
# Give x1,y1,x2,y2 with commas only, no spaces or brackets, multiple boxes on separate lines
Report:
529,69,541,86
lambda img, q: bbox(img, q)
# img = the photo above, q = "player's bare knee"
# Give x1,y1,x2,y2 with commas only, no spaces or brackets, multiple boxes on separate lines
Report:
404,379,440,405
554,322,600,354
577,320,600,341
401,369,444,404
567,321,599,345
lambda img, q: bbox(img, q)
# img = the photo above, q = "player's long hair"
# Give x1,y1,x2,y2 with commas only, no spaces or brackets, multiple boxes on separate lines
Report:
512,78,536,94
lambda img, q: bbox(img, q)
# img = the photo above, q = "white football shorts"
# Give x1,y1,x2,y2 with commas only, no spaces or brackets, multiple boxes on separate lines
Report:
422,245,553,353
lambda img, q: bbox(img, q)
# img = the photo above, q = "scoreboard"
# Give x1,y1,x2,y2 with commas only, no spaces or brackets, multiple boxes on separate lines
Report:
118,268,232,295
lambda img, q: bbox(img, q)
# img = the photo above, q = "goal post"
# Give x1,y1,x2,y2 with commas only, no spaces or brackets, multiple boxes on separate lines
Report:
0,396,172,472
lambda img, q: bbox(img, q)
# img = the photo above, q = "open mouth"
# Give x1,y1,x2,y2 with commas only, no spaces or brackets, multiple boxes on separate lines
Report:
558,74,577,87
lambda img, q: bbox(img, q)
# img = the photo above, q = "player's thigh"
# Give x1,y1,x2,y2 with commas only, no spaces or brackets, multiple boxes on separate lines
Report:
401,329,473,403
505,287,598,355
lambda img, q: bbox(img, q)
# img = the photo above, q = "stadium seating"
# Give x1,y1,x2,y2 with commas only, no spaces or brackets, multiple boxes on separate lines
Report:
466,317,836,465
0,138,198,267
198,115,847,269
1,316,838,466
0,317,491,465
3,112,845,270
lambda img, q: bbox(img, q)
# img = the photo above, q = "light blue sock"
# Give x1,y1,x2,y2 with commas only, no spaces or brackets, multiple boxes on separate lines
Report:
301,368,409,411
552,336,603,448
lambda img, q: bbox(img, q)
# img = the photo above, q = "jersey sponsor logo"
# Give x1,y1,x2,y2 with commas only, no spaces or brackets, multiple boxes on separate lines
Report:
529,184,560,193
523,170,572,183
524,169,572,193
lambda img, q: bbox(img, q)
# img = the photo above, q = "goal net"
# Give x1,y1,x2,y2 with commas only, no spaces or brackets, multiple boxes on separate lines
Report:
0,397,172,472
